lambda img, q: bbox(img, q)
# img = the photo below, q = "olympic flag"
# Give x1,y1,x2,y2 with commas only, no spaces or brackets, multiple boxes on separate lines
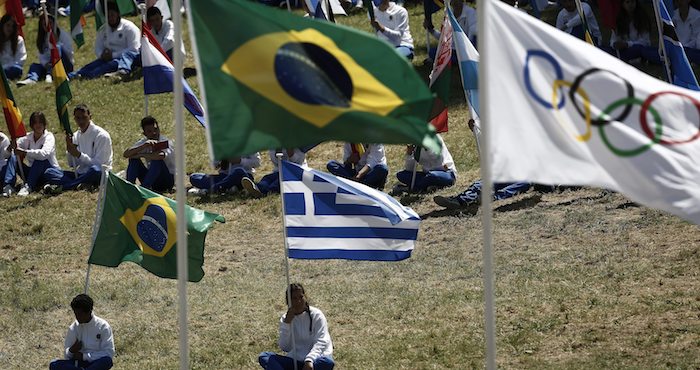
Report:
484,0,700,224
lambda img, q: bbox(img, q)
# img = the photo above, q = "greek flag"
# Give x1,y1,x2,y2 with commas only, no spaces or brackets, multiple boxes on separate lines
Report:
281,161,420,261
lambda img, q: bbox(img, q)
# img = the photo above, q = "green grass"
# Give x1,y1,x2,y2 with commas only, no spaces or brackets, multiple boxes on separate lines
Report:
0,4,698,370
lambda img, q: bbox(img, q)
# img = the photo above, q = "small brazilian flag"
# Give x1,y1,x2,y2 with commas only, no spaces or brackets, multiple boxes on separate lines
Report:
89,172,225,282
190,0,439,160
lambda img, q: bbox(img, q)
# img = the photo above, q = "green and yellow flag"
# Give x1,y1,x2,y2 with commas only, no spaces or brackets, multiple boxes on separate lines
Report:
69,0,86,48
47,22,73,134
89,172,225,282
190,0,439,160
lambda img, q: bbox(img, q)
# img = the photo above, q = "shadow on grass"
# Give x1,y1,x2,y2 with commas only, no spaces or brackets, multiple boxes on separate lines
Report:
494,194,542,213
190,193,249,205
4,197,46,213
421,204,480,219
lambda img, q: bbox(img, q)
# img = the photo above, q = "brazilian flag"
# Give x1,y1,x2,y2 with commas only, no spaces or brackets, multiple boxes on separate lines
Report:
89,172,225,282
190,0,439,160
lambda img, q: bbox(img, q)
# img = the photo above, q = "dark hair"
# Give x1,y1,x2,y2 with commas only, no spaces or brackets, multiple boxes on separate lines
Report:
36,14,60,54
140,115,158,130
616,0,651,38
70,294,94,313
74,103,90,115
146,6,162,18
29,111,47,129
0,15,19,56
107,1,120,15
286,283,313,332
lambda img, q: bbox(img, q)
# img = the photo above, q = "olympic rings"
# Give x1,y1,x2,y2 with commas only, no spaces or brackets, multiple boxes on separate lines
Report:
522,49,700,157
640,91,700,145
552,79,592,142
597,97,662,157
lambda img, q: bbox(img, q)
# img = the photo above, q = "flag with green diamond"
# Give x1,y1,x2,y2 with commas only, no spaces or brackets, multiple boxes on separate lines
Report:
89,172,225,282
189,0,439,160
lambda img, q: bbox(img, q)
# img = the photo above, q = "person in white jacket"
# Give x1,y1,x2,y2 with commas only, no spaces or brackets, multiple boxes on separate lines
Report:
69,1,140,80
259,283,335,370
555,0,602,45
123,116,175,192
0,14,26,80
326,143,389,189
17,13,74,86
242,149,307,197
371,0,414,60
49,294,115,370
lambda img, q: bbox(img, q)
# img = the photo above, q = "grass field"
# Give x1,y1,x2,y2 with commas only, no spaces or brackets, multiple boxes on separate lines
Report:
0,3,699,369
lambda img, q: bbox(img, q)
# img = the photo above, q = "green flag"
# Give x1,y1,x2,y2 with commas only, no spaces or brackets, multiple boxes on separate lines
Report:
89,172,225,282
190,0,439,160
69,0,85,47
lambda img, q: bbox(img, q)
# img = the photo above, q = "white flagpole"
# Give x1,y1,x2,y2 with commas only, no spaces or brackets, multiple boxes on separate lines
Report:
84,166,109,295
140,3,149,117
476,0,496,369
276,152,298,370
172,0,189,368
651,0,674,83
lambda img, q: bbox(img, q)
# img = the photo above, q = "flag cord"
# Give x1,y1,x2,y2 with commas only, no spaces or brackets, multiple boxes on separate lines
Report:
84,166,109,295
476,0,497,369
409,149,418,193
277,153,298,370
652,0,674,84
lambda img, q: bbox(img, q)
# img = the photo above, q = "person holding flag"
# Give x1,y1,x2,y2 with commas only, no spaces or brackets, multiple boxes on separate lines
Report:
17,12,74,86
145,5,183,60
556,0,602,45
672,0,700,63
393,134,456,194
0,130,16,197
371,0,414,60
326,143,389,189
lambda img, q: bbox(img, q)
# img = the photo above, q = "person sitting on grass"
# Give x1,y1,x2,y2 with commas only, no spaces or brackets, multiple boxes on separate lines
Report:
326,143,388,190
188,152,261,196
258,283,335,370
604,0,658,64
555,0,602,46
49,294,115,370
0,130,16,197
68,1,139,80
241,148,307,198
672,0,700,64
393,134,456,194
371,0,414,60
0,14,26,80
123,116,174,193
145,5,183,60
5,111,62,197
433,180,531,209
17,12,74,86
43,104,113,193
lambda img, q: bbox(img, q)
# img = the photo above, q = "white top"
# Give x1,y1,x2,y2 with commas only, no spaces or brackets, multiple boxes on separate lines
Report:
68,122,113,174
0,132,10,169
152,19,185,56
268,149,307,172
229,152,261,175
95,18,141,59
673,6,700,48
404,135,456,173
609,23,651,48
39,27,74,66
128,134,175,174
62,314,115,363
555,2,602,41
0,35,26,68
279,306,333,363
342,143,387,168
373,2,414,48
17,131,60,168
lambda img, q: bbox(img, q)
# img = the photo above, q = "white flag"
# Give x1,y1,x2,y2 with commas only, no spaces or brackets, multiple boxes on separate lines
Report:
484,0,700,224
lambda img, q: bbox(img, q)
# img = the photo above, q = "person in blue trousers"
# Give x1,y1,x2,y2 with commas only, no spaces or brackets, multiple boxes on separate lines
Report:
326,143,389,189
123,116,174,192
17,12,74,86
189,153,261,196
242,149,307,198
433,180,532,209
259,283,335,370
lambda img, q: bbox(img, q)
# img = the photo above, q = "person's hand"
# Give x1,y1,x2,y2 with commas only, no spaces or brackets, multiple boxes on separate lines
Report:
8,138,16,151
303,360,313,370
68,339,82,353
613,40,627,50
370,20,383,32
283,307,297,324
66,134,80,157
101,48,112,61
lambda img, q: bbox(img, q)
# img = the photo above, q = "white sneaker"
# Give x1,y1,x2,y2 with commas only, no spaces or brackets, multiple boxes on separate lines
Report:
241,177,263,198
2,184,13,197
45,74,53,83
16,78,36,86
17,184,30,197
187,188,208,196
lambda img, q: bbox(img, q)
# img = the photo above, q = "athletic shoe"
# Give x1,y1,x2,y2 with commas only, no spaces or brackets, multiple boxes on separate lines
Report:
17,184,30,197
44,74,52,83
2,184,13,197
187,188,208,196
43,184,63,195
16,78,36,86
57,6,70,16
241,177,263,198
390,184,409,196
433,195,464,209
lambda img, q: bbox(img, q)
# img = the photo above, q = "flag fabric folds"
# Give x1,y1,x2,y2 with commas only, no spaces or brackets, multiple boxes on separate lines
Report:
189,0,439,160
655,0,700,91
69,0,86,47
48,22,73,135
427,13,452,133
281,161,420,261
448,6,480,130
141,25,206,126
0,66,24,139
0,0,24,36
484,0,700,224
89,172,225,282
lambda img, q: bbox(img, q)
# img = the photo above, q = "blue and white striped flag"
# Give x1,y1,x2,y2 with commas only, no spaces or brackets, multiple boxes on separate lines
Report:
655,0,700,91
281,161,420,261
448,6,481,141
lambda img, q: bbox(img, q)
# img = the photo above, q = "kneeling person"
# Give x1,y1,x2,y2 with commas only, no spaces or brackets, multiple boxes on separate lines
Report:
123,116,174,192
